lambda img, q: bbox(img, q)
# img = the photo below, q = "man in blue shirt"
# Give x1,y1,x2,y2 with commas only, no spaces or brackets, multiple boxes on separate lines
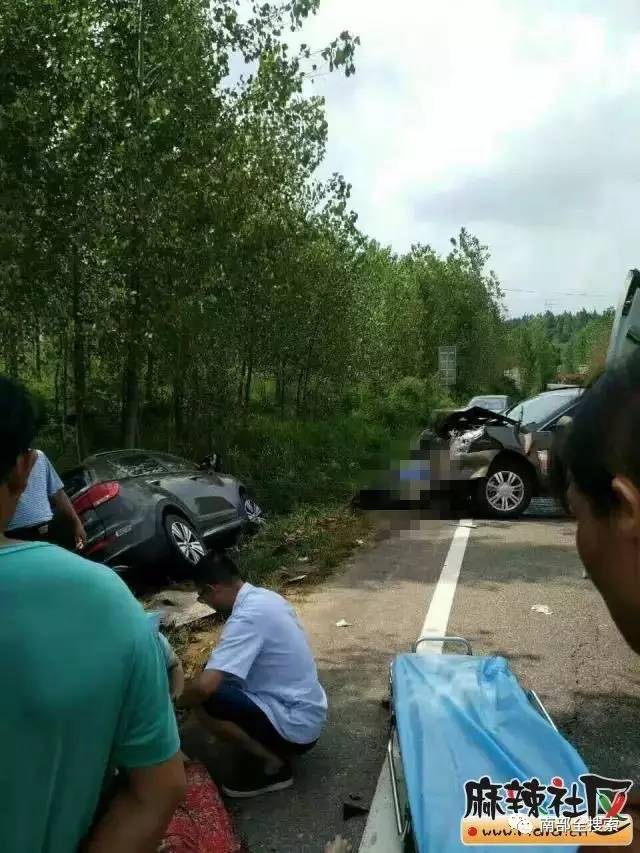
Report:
7,447,87,549
180,552,327,798
0,376,186,852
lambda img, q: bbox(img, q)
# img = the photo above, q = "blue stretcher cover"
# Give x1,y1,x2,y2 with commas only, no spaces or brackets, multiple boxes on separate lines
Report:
392,653,588,852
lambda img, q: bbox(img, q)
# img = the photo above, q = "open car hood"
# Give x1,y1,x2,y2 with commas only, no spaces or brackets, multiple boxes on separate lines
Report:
434,405,518,436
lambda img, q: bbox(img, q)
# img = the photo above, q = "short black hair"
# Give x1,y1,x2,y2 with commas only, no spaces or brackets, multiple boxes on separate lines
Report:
0,376,36,484
193,551,241,586
561,349,640,514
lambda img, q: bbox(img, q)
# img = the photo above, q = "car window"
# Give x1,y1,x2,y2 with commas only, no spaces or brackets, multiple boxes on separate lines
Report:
153,452,196,473
506,391,581,428
62,467,93,498
104,452,169,478
546,404,580,430
469,397,505,412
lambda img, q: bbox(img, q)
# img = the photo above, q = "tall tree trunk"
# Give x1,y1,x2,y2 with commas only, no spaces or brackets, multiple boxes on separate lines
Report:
72,244,87,459
121,0,146,449
275,368,282,409
54,348,62,447
35,323,42,379
238,360,246,407
243,352,253,410
278,360,287,420
122,336,141,447
144,350,154,404
5,325,19,378
172,329,187,445
302,320,320,408
302,368,311,406
173,362,184,445
121,269,142,448
295,368,304,416
62,333,68,449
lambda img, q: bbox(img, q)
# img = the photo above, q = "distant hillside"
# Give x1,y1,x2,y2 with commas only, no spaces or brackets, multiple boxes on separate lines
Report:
505,309,614,394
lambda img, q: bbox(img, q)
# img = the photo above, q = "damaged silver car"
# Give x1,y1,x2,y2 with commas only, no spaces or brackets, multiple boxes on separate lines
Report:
431,388,583,518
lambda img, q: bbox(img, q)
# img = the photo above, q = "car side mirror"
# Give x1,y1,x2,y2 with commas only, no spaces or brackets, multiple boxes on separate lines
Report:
197,453,223,472
554,415,574,432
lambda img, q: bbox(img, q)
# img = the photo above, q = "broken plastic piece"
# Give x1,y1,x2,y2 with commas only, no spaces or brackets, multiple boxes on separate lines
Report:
146,590,215,628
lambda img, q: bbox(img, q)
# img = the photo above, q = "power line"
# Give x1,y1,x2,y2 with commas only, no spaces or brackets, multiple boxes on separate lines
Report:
501,288,610,297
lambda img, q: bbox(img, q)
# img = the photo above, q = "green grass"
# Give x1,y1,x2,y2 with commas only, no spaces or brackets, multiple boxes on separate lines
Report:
233,502,375,588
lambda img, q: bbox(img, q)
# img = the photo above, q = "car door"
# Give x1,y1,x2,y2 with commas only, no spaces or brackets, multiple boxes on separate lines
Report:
152,453,238,534
607,269,640,366
529,401,582,488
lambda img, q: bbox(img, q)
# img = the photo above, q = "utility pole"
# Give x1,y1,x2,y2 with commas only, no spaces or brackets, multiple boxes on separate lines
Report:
122,0,146,447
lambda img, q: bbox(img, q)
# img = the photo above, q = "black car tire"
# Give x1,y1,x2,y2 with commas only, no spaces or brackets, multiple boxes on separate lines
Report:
476,461,533,519
163,512,206,571
240,491,264,531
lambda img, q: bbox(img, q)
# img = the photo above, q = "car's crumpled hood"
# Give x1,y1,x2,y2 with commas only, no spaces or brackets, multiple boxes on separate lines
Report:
434,405,518,437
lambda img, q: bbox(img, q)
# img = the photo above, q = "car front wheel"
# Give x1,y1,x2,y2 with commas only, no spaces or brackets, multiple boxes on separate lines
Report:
243,496,264,524
476,463,533,519
164,513,206,569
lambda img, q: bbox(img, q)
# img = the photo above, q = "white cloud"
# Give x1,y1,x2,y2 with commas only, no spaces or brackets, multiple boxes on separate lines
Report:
298,0,640,315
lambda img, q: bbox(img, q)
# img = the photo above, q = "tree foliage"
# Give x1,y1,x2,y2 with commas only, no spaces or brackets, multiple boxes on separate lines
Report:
1,0,508,477
507,309,614,394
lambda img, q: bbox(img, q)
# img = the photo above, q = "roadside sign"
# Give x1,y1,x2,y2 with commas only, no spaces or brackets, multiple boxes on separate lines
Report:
438,346,457,387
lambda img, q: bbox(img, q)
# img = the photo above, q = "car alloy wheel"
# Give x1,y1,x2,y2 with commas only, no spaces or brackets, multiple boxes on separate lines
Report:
170,519,205,564
485,470,525,514
244,498,263,522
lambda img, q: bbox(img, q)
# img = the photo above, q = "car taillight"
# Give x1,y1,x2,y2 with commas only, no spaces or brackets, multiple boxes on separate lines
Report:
73,482,120,515
85,535,116,556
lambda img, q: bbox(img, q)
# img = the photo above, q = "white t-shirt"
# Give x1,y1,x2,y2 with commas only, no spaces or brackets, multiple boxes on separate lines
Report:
206,583,327,744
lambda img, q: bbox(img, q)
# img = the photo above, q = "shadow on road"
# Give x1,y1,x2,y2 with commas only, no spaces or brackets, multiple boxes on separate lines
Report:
555,691,640,784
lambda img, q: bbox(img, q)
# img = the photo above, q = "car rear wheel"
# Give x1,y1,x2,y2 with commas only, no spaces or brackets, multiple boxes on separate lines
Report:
164,513,206,569
476,463,533,519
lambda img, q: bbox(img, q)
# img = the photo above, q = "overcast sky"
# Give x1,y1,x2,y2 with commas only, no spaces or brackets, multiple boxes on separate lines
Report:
297,0,640,317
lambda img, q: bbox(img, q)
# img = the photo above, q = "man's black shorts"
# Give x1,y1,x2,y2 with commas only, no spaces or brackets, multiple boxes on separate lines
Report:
203,682,317,759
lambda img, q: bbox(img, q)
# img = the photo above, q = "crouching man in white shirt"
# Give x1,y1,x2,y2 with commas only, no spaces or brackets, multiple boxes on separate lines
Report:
179,552,327,798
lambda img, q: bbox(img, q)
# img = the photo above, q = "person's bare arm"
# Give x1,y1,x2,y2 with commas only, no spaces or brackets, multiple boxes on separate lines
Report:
51,488,87,549
84,753,186,853
168,660,185,701
178,669,224,709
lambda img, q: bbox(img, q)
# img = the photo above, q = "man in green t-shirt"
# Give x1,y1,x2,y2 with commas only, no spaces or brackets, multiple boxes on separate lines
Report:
0,376,186,852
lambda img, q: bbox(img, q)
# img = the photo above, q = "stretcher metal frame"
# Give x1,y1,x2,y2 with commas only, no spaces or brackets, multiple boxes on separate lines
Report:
387,635,558,846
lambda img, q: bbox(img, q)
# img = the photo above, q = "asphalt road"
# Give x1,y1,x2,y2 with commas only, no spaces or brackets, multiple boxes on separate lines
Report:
182,501,640,852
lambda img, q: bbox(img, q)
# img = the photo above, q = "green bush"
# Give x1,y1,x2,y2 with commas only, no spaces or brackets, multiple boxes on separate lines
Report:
357,375,454,430
218,414,391,514
38,374,452,517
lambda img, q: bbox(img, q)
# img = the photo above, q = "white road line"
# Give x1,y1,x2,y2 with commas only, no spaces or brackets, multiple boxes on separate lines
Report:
358,518,473,852
416,518,473,655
